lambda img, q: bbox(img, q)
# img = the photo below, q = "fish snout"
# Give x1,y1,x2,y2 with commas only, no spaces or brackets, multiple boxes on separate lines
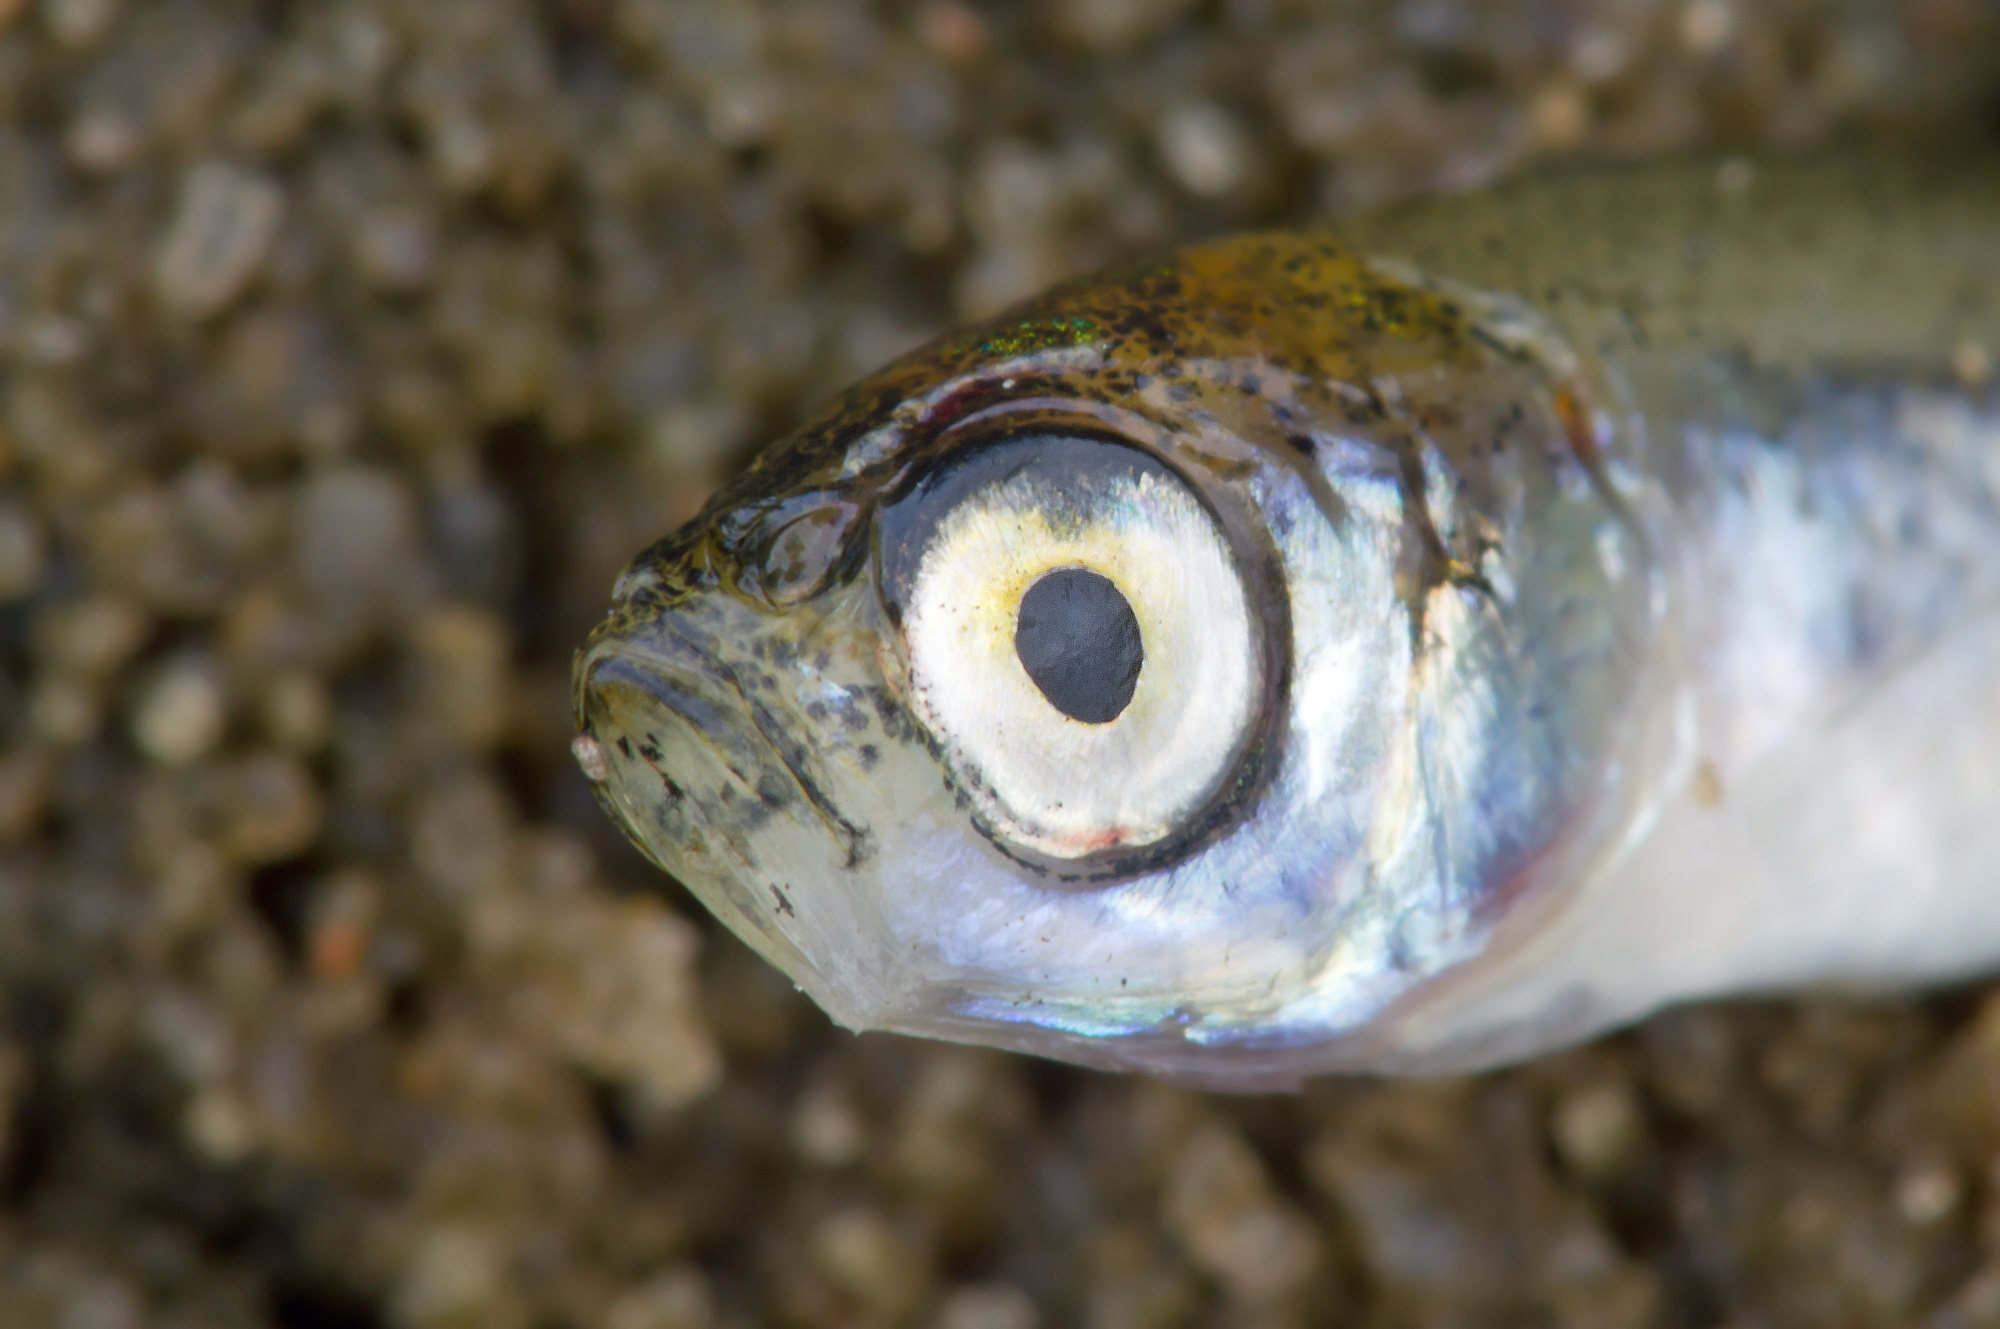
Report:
575,632,783,865
573,615,912,1031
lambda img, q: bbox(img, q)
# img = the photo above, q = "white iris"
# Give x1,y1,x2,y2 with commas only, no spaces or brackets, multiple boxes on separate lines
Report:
900,467,1257,861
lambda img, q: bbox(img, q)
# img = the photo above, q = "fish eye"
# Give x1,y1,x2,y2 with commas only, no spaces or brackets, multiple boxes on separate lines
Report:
878,433,1266,870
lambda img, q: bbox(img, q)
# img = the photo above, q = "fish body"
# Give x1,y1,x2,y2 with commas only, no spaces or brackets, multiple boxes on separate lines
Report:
574,152,2000,1087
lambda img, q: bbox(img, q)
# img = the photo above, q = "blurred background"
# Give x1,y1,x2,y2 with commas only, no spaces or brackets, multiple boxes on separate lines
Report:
1,1,1998,1326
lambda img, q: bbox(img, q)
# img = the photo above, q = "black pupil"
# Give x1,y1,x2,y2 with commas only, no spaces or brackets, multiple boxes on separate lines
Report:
1013,567,1144,724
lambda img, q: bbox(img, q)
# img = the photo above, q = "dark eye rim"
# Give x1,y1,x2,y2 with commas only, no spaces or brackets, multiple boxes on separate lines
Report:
871,404,1294,885
875,423,1188,613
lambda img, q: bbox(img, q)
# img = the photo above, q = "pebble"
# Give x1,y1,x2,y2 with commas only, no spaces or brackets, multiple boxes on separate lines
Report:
150,840,235,941
1551,1079,1643,1181
1570,26,1631,83
916,1,990,64
258,669,333,753
35,596,150,677
1163,1122,1321,1304
1310,1128,1503,1298
294,464,421,617
1530,80,1591,150
14,311,87,366
1155,101,1254,199
131,658,227,766
0,1037,22,1156
1956,340,1993,390
1048,0,1197,52
305,868,381,982
791,1076,867,1168
809,1206,927,1319
0,500,44,600
939,1282,1040,1329
1716,156,1758,195
393,1226,515,1329
534,895,721,1113
154,161,287,319
1681,0,1737,54
352,205,438,291
65,104,142,173
7,1257,144,1329
143,986,234,1085
185,1084,257,1163
42,0,118,49
1895,1159,1963,1227
218,752,323,865
28,675,103,746
643,400,749,482
0,746,50,843
605,1267,714,1329
414,605,512,752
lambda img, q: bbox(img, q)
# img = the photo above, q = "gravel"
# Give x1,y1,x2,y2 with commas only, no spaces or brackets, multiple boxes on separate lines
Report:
0,1,1997,1326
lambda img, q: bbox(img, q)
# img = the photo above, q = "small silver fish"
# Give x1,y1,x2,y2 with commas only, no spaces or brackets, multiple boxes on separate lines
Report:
573,152,2000,1088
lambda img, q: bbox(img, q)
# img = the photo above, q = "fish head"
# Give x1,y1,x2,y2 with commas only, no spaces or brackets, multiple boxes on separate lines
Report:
574,234,1669,1083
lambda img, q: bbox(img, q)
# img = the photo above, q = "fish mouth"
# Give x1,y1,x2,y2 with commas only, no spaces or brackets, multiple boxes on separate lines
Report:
575,619,894,1034
576,625,867,867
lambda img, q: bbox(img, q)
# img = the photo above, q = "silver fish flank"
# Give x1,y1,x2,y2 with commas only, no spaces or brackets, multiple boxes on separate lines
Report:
574,151,2000,1088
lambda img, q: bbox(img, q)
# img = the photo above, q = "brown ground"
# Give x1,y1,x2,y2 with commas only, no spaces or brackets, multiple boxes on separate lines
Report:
2,1,1999,1326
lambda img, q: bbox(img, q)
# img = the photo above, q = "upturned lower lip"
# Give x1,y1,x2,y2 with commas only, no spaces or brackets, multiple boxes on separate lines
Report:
576,632,781,825
575,621,894,1035
583,645,747,760
578,627,868,865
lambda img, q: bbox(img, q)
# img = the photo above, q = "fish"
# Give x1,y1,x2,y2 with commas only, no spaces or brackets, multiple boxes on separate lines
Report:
571,150,2000,1089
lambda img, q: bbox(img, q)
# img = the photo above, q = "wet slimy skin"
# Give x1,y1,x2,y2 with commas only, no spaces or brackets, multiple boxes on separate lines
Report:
574,152,2000,1087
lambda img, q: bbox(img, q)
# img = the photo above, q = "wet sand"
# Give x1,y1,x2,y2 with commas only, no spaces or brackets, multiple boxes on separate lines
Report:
1,2,1998,1325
